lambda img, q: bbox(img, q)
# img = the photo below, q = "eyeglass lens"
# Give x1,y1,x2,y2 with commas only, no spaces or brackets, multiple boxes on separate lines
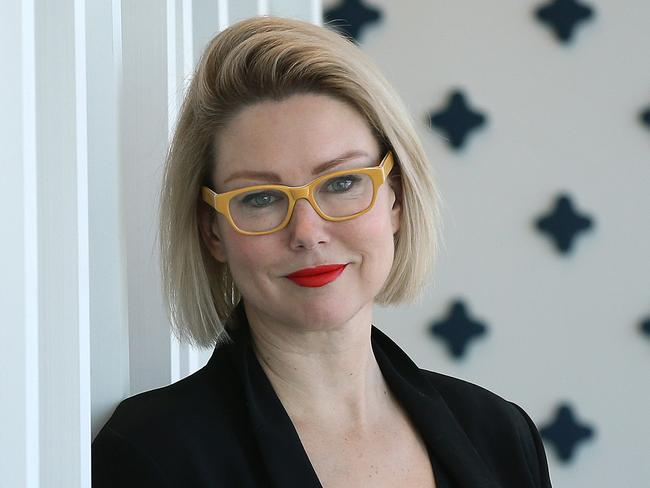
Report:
228,172,374,232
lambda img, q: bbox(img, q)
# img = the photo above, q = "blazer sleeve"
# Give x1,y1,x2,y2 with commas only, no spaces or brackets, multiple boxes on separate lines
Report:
92,426,172,488
508,402,553,488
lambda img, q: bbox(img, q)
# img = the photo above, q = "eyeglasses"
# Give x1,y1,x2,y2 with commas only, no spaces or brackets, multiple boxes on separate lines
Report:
201,151,395,235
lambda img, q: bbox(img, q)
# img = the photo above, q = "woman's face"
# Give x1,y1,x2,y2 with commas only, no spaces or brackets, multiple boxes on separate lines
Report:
199,93,401,331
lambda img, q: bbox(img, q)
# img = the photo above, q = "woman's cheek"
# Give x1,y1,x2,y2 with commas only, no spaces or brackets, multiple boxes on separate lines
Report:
231,236,283,283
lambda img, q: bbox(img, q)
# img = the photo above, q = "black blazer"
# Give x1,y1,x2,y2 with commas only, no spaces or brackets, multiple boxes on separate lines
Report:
92,309,552,487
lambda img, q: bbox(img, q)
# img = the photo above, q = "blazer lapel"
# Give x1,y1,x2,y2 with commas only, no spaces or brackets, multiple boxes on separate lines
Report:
371,325,502,488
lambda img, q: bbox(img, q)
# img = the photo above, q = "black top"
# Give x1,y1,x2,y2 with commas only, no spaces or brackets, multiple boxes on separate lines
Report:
92,306,552,487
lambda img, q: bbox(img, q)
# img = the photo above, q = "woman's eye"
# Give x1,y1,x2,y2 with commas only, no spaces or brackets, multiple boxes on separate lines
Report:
241,192,278,207
325,175,360,192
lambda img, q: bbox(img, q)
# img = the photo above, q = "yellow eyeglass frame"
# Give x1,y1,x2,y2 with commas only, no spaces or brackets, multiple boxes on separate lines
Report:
201,151,395,236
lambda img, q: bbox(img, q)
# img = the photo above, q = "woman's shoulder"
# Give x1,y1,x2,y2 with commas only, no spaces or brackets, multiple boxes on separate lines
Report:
420,368,521,412
92,344,241,450
419,368,551,486
92,348,255,486
419,367,539,437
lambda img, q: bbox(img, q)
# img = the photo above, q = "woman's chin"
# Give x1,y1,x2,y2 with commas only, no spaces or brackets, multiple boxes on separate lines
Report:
285,299,372,332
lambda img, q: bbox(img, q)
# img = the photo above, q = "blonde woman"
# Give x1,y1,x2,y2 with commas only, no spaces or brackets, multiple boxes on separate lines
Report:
92,16,552,488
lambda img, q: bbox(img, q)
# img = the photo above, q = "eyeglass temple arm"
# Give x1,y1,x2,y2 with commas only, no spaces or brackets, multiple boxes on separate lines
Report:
382,152,394,177
201,187,219,211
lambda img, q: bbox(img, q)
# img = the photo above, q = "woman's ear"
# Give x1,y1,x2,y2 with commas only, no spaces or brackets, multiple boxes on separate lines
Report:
197,201,228,263
388,174,402,235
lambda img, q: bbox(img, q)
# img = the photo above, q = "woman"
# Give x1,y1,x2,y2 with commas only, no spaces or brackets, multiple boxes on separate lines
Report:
92,16,552,487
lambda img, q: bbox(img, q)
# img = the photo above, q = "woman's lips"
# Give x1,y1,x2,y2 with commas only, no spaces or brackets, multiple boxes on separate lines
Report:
286,264,347,288
287,264,347,277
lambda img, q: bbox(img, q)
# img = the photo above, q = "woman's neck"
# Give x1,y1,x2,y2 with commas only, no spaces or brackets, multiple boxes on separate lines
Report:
246,304,392,432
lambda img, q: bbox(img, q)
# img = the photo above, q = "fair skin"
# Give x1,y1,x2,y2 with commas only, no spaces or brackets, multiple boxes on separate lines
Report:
199,93,435,486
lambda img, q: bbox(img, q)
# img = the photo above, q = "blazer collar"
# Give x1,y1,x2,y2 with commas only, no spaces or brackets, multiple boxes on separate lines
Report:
218,305,501,488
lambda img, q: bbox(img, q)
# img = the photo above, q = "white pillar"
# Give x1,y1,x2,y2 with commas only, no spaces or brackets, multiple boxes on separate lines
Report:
0,0,99,485
0,3,37,487
87,0,130,440
120,0,173,395
35,0,89,484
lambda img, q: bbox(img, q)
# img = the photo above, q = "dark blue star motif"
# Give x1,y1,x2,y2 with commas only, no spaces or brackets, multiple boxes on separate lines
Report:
429,300,488,359
534,0,595,43
540,402,595,462
640,106,650,129
535,193,594,254
427,90,487,151
641,316,650,338
324,0,382,43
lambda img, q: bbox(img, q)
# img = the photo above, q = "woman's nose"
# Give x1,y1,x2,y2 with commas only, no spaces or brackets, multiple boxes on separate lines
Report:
286,198,329,249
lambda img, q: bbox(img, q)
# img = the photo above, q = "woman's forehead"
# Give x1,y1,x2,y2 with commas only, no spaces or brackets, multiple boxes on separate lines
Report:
212,94,381,186
214,149,378,191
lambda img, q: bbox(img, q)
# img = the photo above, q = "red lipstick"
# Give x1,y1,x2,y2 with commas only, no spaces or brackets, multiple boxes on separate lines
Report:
286,264,347,288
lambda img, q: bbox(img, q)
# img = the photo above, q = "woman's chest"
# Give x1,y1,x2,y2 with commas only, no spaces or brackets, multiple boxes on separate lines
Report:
294,414,437,488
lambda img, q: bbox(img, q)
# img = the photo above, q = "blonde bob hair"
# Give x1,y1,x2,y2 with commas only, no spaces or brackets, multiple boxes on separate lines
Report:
160,16,441,348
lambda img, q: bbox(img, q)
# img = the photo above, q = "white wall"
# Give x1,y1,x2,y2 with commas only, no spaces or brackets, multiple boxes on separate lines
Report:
346,1,650,487
2,1,91,486
2,4,34,487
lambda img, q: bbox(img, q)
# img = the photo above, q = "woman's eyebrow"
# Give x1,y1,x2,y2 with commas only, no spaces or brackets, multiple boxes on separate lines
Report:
222,149,371,185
